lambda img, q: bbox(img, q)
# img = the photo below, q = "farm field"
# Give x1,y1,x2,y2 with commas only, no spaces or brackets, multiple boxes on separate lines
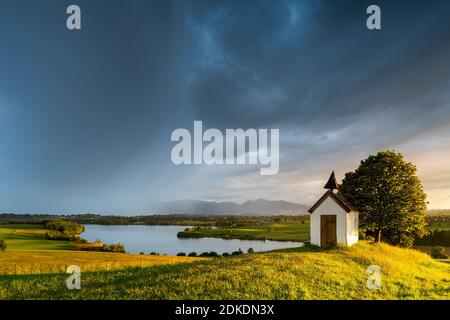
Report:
0,250,204,275
0,224,76,251
178,223,310,242
0,242,449,299
0,224,203,275
427,222,450,231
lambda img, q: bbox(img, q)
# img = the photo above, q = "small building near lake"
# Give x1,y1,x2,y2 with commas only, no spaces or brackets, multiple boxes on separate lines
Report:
308,172,359,248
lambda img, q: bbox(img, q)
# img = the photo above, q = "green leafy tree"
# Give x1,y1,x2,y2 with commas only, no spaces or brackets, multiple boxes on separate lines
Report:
339,150,427,247
45,220,85,240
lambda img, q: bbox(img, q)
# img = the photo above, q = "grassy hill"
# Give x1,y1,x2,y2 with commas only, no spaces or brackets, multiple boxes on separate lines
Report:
1,242,449,299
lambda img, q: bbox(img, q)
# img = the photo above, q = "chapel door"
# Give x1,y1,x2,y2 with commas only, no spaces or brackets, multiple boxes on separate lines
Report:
320,215,337,248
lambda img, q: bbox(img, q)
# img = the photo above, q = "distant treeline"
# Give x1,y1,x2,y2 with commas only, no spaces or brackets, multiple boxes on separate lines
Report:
0,213,308,227
427,209,450,216
416,215,450,246
425,215,450,226
415,229,450,246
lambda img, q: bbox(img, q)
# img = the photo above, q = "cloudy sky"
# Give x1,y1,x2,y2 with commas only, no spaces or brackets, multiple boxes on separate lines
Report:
1,0,450,213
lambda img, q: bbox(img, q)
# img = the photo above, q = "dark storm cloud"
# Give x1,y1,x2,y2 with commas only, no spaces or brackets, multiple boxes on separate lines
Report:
0,0,450,212
187,0,450,131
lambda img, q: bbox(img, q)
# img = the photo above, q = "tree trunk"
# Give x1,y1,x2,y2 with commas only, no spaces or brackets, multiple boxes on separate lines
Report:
376,229,382,242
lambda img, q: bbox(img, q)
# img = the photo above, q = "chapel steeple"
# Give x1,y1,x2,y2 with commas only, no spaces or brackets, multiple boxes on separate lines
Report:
324,171,339,191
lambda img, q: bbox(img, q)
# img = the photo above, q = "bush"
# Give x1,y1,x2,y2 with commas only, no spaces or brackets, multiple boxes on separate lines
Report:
188,252,197,257
150,252,157,255
358,230,366,240
247,248,254,253
232,249,243,256
208,251,218,257
222,252,230,257
199,252,209,257
101,243,125,253
177,252,186,256
45,220,85,240
431,246,448,259
0,239,6,252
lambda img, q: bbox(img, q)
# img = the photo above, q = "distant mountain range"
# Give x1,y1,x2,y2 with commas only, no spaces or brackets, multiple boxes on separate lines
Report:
150,199,310,215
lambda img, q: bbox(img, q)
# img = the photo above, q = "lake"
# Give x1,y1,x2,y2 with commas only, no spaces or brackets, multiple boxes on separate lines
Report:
82,225,303,255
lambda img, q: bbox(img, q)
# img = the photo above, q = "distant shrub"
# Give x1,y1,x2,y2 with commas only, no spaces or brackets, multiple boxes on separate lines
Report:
199,252,209,257
101,243,125,253
45,220,85,241
247,248,254,254
231,249,243,256
139,252,144,255
222,252,230,257
431,246,448,259
0,239,6,252
177,252,186,256
150,252,157,255
188,252,197,257
208,251,218,257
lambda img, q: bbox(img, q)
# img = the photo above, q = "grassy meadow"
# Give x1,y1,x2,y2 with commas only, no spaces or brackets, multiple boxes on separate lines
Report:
0,224,203,275
1,242,449,300
1,222,449,299
0,224,75,251
0,250,204,275
178,222,310,242
427,222,450,231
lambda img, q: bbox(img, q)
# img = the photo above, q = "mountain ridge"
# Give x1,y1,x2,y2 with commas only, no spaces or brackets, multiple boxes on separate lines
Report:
150,199,309,215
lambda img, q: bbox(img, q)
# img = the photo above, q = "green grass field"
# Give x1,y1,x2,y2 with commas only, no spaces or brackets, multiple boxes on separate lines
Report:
427,223,450,231
0,224,76,251
1,223,449,300
0,224,203,275
0,250,204,275
178,223,310,242
1,242,449,299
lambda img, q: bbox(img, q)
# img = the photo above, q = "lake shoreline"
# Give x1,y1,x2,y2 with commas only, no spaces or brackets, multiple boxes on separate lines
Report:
81,224,303,255
176,231,305,242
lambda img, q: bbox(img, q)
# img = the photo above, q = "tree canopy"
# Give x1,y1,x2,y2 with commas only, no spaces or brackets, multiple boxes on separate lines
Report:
339,150,427,247
45,220,85,241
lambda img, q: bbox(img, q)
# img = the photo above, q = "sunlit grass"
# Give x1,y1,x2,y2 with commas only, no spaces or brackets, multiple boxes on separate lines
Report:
1,241,448,299
0,225,75,251
0,250,205,275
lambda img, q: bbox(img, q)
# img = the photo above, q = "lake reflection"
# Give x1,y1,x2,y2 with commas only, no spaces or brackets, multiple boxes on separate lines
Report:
82,224,303,255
